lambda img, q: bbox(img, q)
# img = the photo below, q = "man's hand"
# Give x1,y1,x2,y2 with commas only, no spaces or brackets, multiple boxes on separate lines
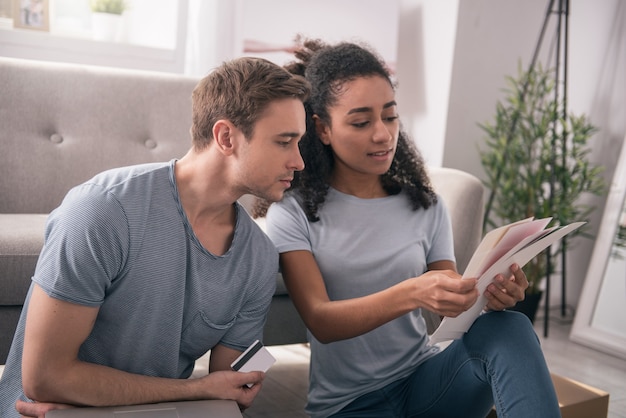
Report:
207,343,266,410
196,370,266,410
16,399,74,418
484,263,528,311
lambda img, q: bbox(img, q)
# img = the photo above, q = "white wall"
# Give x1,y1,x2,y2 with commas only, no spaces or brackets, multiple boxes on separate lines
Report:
444,0,549,175
238,0,399,66
184,0,457,167
185,0,400,76
395,0,459,166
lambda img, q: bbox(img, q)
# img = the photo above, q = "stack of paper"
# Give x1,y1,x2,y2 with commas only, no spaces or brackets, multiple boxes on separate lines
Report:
429,217,585,344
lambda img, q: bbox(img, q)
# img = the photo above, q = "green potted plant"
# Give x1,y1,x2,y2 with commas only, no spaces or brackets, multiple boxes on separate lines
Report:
90,0,127,15
478,62,604,322
90,0,128,42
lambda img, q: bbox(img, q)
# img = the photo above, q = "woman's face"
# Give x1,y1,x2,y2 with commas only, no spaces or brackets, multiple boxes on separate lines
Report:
317,75,399,182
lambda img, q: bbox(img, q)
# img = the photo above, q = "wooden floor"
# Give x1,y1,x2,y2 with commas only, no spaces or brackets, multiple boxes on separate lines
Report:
244,315,626,418
533,313,626,418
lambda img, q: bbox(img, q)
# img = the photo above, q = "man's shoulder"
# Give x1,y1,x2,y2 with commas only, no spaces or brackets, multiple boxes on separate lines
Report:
62,162,173,208
52,161,174,229
86,161,171,189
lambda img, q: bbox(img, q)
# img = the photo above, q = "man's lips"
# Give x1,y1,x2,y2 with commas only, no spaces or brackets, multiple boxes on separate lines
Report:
280,178,293,188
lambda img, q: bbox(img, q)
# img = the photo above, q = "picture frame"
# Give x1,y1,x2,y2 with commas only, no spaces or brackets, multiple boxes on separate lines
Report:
13,0,49,31
570,135,626,360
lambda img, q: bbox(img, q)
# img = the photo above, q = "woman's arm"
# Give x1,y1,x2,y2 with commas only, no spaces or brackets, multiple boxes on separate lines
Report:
280,251,478,343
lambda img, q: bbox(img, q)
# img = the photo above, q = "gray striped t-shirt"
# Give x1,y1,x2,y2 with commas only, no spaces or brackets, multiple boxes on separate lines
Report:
0,160,277,418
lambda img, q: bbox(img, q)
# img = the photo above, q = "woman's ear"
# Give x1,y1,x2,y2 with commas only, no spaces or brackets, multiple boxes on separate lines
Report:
213,120,236,155
313,115,331,145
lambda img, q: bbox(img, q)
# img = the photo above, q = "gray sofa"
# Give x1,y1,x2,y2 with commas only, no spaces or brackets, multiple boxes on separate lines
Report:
0,57,485,364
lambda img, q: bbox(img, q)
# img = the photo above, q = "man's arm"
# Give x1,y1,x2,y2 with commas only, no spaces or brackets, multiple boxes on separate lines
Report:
21,284,265,409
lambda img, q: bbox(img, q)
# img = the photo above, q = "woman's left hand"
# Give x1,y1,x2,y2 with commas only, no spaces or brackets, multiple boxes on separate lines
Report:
484,264,528,311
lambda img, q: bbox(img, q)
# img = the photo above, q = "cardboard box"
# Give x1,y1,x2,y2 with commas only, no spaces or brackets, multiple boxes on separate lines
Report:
486,373,609,418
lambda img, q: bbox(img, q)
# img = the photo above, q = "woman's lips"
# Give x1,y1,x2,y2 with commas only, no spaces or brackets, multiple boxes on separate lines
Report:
368,149,392,160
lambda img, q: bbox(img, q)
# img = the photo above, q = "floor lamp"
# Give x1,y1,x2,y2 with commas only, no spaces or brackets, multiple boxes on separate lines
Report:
482,0,570,337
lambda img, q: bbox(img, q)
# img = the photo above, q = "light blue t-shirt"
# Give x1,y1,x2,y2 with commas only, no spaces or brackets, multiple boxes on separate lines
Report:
265,188,455,418
0,160,277,418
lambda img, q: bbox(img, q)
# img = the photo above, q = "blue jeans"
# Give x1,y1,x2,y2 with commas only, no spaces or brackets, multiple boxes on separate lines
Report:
331,311,560,418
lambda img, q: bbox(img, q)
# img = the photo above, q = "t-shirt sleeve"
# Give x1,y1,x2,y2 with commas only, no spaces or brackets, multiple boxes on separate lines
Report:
33,183,129,306
265,195,312,254
425,197,456,266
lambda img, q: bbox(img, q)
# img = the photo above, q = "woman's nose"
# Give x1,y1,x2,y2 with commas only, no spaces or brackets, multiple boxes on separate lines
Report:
372,119,392,143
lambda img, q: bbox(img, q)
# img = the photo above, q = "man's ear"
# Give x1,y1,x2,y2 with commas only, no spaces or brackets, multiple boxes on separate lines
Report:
313,115,331,145
213,120,237,155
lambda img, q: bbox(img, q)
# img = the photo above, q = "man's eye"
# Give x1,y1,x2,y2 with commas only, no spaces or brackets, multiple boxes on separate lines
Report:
277,139,295,147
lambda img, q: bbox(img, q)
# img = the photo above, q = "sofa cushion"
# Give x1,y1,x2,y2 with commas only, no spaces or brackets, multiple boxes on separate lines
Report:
0,58,196,214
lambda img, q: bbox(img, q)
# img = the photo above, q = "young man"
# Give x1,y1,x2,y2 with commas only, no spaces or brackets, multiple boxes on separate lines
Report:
0,57,310,418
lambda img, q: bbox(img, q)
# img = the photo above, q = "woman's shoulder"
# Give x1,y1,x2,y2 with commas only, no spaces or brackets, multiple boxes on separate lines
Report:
271,191,304,211
266,192,309,225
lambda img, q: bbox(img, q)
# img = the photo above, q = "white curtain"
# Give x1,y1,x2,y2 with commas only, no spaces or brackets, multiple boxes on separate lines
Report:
184,0,240,77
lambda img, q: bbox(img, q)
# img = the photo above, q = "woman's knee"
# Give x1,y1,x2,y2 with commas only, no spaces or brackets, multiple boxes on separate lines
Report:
475,310,531,329
466,310,539,349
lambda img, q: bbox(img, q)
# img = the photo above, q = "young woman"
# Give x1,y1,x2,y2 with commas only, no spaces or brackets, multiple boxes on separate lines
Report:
260,39,560,418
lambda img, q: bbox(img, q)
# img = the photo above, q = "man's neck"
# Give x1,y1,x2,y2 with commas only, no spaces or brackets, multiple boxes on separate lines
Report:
174,148,239,255
174,148,240,225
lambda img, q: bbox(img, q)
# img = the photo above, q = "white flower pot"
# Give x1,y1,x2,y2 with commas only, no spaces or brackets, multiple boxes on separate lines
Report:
91,12,122,42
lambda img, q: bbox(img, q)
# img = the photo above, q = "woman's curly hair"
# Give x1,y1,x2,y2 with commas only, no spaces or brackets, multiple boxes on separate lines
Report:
253,38,436,221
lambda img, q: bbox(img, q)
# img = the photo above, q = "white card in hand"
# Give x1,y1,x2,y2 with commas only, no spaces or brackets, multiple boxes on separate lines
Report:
230,340,276,373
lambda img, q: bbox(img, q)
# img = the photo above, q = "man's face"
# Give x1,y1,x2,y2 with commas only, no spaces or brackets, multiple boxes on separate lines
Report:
236,98,306,202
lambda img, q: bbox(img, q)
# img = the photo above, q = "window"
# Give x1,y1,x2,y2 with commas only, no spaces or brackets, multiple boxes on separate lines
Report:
0,0,188,73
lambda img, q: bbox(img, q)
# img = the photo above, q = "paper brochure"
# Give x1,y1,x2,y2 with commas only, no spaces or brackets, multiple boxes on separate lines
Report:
429,218,585,344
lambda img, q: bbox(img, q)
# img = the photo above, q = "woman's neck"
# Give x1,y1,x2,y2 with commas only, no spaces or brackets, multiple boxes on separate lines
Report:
329,172,388,199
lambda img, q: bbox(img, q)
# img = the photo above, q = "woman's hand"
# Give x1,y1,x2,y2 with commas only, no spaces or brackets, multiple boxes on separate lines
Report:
413,269,479,318
484,264,528,311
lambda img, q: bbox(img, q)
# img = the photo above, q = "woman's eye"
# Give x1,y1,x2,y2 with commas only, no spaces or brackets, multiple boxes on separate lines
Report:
352,121,369,128
385,115,399,122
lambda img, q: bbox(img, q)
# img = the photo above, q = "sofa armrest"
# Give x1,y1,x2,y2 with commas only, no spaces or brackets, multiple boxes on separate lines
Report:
425,166,485,333
0,214,48,362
